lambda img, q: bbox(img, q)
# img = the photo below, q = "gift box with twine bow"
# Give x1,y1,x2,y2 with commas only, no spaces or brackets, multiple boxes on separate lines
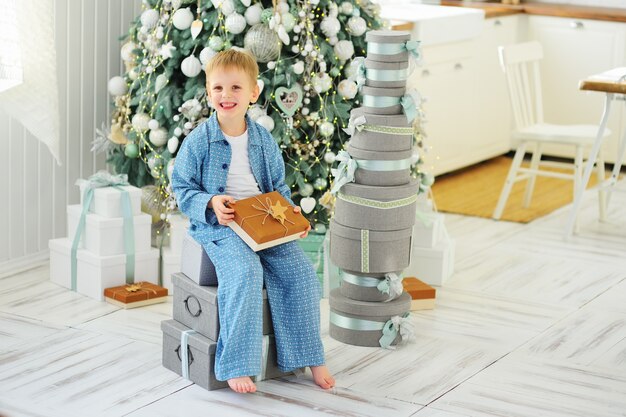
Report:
228,191,310,251
104,281,168,309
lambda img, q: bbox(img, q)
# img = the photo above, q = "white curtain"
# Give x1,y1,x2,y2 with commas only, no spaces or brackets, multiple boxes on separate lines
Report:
0,0,61,165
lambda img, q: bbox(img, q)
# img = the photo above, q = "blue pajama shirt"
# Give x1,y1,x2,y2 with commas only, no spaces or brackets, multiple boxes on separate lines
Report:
171,114,325,380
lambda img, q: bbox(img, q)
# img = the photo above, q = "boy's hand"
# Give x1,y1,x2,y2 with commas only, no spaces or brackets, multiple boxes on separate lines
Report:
210,195,236,225
293,206,311,238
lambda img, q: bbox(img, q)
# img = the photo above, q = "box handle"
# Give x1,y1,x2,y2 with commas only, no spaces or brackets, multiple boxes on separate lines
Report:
184,295,202,317
175,344,195,366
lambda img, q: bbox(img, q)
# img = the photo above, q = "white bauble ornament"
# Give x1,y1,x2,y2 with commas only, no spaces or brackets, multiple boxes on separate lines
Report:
220,0,235,15
108,76,127,96
199,47,217,65
181,55,202,77
314,177,328,190
340,1,354,15
299,183,314,197
324,151,336,164
328,2,339,17
244,4,263,26
225,13,246,34
338,79,358,99
128,68,138,80
120,41,136,62
329,36,338,46
267,61,276,70
345,57,364,79
347,16,367,36
312,73,332,93
132,113,150,132
301,107,309,116
319,121,334,138
173,7,194,30
148,119,160,131
281,13,296,32
140,9,159,29
208,36,224,51
292,61,304,75
149,127,168,146
168,137,180,154
240,0,251,6
155,74,168,93
171,0,183,9
300,197,316,214
247,104,265,121
243,24,281,63
334,40,355,61
320,16,341,37
256,115,275,132
277,1,289,13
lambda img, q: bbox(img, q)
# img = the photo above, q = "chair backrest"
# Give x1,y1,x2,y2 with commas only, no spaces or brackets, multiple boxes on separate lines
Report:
498,41,544,130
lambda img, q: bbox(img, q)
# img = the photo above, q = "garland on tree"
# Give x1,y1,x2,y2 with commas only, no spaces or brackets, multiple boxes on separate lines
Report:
98,0,430,233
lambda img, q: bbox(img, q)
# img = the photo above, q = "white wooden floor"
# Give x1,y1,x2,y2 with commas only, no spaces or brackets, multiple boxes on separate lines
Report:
2,182,626,417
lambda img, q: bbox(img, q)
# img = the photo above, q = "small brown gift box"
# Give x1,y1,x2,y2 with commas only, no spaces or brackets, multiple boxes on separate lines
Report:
104,281,168,309
228,191,310,251
402,277,436,311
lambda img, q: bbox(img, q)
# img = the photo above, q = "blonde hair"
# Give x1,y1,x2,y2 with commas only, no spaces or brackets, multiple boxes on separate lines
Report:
205,49,259,86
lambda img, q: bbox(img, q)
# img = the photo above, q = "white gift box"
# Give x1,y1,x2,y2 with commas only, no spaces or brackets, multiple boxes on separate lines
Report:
67,205,152,257
412,212,444,248
79,184,142,218
49,238,159,301
161,247,181,292
167,213,189,253
405,235,455,287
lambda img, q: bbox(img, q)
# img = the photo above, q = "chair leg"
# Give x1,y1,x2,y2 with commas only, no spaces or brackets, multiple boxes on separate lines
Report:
493,143,527,220
573,145,585,234
523,142,542,208
595,151,607,222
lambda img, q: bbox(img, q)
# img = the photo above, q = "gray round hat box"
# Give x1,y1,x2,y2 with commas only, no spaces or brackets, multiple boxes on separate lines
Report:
329,288,411,347
348,108,414,153
347,143,413,186
333,179,420,231
361,86,406,115
340,272,404,302
366,30,411,63
364,58,409,88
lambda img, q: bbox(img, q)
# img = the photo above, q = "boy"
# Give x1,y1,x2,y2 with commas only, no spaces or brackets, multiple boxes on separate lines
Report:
171,49,335,394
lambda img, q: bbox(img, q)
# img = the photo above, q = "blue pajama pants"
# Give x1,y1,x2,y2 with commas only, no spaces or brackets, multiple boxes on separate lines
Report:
203,235,325,381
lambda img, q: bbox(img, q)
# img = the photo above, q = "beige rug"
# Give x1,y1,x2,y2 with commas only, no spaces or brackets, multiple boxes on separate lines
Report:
431,156,606,223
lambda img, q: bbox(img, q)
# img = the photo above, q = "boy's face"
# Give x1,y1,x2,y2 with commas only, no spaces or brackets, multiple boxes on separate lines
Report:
206,66,259,127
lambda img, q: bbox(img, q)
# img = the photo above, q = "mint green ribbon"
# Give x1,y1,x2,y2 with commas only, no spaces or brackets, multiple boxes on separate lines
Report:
342,272,404,301
405,40,421,61
363,95,401,108
367,40,421,62
401,90,422,123
71,171,135,291
330,311,414,349
337,192,418,210
354,157,412,172
366,68,408,82
180,329,197,379
330,150,357,195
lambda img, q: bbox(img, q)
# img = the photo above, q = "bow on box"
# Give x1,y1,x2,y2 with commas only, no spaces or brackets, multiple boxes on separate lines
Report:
71,171,135,291
377,272,404,300
342,115,367,136
330,150,358,195
401,90,423,124
243,195,295,236
379,312,414,349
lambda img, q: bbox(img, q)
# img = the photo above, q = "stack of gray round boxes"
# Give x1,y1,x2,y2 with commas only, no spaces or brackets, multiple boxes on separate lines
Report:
329,30,417,348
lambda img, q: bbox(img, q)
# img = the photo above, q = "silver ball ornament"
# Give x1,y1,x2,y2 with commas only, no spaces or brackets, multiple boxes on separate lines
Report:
225,13,246,34
313,177,328,190
347,16,367,37
299,183,314,197
149,127,169,147
209,36,224,51
243,24,281,63
334,40,355,61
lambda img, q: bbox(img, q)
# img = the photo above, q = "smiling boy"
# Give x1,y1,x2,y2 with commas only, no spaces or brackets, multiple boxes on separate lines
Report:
171,49,335,394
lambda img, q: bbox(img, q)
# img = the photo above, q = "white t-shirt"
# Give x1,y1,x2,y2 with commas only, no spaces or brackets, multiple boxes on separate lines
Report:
223,130,261,201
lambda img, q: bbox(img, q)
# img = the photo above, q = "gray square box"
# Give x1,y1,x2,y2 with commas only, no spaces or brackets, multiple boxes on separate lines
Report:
161,320,289,391
180,234,218,286
329,289,411,347
172,272,273,341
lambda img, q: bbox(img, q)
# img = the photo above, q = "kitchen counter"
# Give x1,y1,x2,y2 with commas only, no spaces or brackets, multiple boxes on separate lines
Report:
441,1,626,22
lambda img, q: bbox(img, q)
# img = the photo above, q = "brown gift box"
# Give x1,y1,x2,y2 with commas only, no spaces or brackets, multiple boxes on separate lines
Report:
228,191,310,251
402,277,436,311
104,281,168,309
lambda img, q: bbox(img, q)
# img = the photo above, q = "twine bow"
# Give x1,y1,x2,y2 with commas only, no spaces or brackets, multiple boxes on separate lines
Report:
241,196,295,238
330,150,357,195
342,115,366,136
379,313,414,349
377,272,404,300
401,90,422,123
405,40,422,62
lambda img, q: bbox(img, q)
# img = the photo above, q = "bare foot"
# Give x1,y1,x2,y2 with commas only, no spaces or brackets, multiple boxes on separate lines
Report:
227,376,257,393
310,365,335,389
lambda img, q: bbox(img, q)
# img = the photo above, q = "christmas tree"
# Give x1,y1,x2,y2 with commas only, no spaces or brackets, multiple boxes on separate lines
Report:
99,0,429,232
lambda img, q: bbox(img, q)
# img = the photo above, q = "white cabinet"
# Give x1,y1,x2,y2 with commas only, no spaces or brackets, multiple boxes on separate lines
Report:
527,15,626,161
409,15,518,176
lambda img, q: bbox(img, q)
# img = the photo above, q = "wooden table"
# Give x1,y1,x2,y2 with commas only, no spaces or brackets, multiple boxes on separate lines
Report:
565,68,626,239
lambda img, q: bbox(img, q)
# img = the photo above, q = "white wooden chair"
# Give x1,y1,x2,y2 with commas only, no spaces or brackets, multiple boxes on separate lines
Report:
492,41,609,222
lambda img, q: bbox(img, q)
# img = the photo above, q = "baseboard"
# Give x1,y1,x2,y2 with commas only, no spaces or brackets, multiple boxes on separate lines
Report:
0,250,49,279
